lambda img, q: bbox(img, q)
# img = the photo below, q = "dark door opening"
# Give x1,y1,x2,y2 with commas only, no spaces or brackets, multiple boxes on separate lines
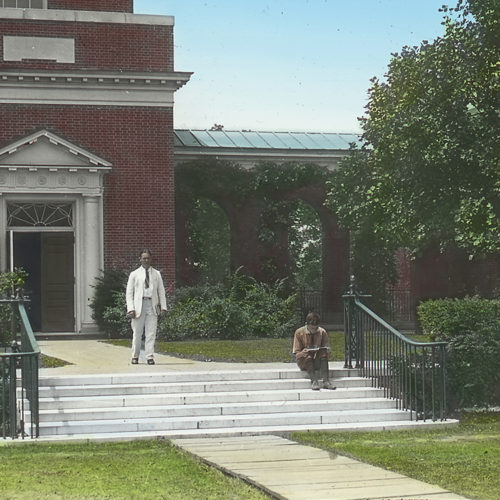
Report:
11,232,74,332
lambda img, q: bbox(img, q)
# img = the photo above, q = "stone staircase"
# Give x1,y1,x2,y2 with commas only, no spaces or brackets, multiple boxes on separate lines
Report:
28,367,451,441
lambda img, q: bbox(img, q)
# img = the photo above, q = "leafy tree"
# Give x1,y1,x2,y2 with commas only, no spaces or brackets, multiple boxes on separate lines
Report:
189,197,231,283
289,201,322,289
328,0,499,267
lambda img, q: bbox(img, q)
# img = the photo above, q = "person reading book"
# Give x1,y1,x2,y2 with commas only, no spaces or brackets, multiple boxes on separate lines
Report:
293,312,336,390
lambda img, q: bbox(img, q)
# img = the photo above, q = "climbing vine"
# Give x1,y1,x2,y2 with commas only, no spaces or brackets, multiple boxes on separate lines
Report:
175,159,334,287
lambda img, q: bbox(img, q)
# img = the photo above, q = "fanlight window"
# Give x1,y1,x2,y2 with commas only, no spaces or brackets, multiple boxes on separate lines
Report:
0,0,46,7
7,203,73,227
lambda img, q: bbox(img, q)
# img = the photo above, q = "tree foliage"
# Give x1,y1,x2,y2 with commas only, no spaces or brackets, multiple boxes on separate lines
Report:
289,201,322,289
188,197,231,284
328,0,499,260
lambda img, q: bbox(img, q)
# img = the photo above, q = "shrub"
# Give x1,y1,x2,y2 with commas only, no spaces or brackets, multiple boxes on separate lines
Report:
89,269,127,335
0,268,28,346
159,272,296,341
417,297,500,409
91,269,297,341
101,291,130,338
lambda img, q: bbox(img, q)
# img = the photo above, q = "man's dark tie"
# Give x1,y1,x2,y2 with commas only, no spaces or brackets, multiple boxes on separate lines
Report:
145,268,150,288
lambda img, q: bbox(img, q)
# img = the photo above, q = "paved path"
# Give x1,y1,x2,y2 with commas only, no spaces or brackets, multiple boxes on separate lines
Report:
173,435,468,500
38,338,298,375
37,339,469,500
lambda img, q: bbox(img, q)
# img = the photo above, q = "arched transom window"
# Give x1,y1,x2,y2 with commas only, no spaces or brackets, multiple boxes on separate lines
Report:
7,203,73,227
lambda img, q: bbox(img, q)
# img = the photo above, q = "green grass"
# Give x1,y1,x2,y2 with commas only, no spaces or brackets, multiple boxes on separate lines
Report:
0,440,270,499
107,331,345,362
107,332,429,364
40,354,71,368
291,412,500,500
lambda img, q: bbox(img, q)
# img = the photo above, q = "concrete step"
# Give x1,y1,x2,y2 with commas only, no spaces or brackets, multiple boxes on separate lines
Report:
38,408,408,437
37,397,396,422
37,376,371,398
37,386,386,410
38,368,359,386
30,367,440,440
32,418,459,442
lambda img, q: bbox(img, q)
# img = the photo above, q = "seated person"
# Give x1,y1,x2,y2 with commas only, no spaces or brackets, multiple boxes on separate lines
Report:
293,312,336,390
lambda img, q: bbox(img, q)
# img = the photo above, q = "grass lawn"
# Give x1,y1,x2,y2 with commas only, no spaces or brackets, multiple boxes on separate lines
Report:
40,353,71,368
107,331,345,362
0,440,270,500
105,331,430,363
291,412,500,500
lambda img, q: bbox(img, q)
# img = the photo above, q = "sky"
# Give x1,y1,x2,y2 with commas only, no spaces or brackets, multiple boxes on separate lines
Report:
135,1,450,133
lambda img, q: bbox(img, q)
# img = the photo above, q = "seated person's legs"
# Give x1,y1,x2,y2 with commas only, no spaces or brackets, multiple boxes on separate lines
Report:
297,354,321,390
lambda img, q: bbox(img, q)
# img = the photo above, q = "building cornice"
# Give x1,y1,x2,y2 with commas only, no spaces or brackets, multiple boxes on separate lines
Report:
174,148,345,170
0,7,174,26
0,69,192,107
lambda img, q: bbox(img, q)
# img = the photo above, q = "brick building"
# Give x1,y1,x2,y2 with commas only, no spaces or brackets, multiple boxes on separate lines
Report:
0,1,190,332
1,3,496,334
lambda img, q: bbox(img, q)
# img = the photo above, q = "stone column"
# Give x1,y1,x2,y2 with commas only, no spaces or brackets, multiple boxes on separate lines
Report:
82,194,101,331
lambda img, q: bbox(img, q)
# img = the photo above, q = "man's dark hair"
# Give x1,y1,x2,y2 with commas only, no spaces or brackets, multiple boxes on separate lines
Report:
306,312,320,325
140,249,152,257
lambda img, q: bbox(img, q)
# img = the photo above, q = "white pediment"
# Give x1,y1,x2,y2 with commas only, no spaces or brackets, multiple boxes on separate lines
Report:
0,130,112,169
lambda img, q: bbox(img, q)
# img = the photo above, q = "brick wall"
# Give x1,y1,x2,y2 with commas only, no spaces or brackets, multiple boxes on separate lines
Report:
48,0,133,12
0,105,176,287
0,20,173,72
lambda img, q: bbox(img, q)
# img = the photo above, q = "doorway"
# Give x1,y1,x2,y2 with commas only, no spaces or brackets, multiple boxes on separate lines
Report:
11,232,74,332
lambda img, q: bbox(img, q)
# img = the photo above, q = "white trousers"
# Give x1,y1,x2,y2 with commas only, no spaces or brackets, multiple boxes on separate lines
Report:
131,299,157,360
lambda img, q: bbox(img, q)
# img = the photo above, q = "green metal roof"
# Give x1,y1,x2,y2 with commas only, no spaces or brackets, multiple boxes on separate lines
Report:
174,130,361,150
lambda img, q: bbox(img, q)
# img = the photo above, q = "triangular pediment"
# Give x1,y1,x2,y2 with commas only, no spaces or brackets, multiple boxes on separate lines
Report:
0,130,112,169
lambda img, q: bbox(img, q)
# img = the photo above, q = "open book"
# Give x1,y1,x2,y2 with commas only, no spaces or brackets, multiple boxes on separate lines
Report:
306,346,331,352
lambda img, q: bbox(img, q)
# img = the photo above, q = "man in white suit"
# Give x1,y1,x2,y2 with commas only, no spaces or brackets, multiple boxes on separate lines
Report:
126,249,167,365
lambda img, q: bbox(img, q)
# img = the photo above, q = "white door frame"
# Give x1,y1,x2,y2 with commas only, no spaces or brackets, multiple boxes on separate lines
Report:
0,131,111,333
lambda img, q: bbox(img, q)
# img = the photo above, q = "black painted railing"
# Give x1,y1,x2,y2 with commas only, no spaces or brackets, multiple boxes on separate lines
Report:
0,298,39,439
297,288,323,320
343,278,448,421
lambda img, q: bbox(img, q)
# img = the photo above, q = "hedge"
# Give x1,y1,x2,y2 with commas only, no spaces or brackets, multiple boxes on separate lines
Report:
90,269,297,341
417,297,500,409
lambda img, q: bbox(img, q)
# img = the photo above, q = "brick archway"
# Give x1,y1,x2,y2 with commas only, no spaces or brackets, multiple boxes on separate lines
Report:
175,168,349,320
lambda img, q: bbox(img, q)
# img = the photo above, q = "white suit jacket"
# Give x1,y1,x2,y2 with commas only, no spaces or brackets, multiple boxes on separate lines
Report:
126,266,167,318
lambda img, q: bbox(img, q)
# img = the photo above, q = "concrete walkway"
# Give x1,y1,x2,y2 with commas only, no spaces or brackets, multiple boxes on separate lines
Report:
173,435,467,500
38,338,297,375
37,339,469,500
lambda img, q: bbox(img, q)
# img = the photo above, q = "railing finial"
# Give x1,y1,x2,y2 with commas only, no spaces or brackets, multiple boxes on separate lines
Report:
349,274,356,295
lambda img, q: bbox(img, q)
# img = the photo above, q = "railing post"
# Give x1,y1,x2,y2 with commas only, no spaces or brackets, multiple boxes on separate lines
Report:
340,283,449,421
0,295,39,439
343,276,356,368
441,345,447,421
343,275,370,369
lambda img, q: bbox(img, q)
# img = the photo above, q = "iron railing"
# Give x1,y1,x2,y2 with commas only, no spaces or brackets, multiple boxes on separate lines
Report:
297,288,323,320
385,286,416,324
344,278,448,421
0,298,39,439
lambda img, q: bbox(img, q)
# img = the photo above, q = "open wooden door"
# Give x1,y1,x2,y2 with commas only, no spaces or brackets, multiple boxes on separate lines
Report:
41,233,74,332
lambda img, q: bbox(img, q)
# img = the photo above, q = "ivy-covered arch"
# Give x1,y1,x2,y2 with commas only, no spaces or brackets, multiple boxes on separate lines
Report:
175,159,349,320
175,159,261,284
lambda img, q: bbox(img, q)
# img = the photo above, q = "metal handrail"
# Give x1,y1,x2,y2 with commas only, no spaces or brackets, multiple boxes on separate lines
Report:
343,278,448,421
0,298,39,439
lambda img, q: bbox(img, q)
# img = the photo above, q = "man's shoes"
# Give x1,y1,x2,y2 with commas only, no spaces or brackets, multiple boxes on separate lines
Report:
323,379,336,390
147,358,155,365
311,379,321,390
131,358,138,365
